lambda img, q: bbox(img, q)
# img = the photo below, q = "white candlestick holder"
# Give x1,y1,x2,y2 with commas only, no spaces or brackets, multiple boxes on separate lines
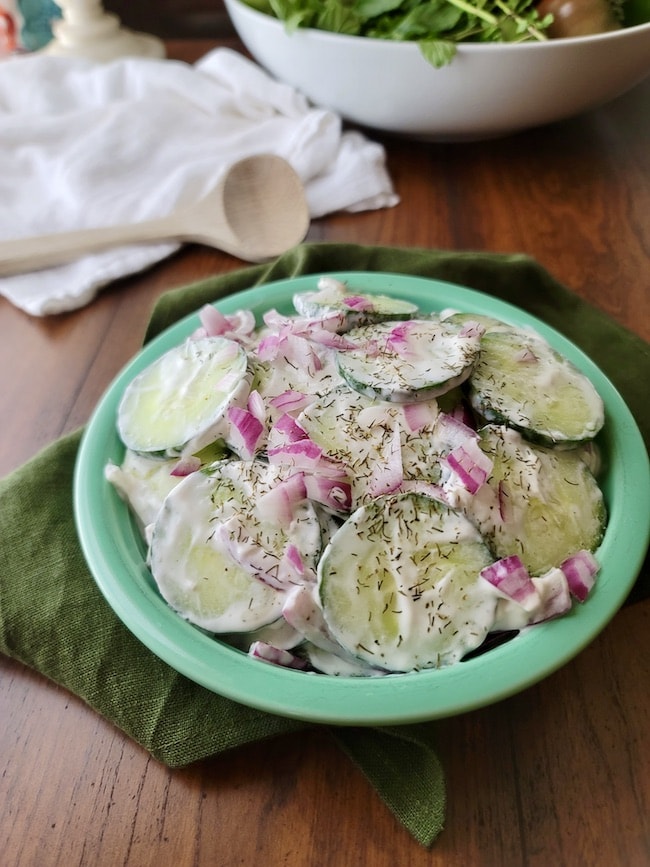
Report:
44,0,165,61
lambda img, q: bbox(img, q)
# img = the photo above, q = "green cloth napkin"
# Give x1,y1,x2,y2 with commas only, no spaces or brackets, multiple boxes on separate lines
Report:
1,244,648,849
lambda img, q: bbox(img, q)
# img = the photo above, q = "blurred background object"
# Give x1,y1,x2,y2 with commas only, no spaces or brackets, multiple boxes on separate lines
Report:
0,0,234,54
103,0,234,38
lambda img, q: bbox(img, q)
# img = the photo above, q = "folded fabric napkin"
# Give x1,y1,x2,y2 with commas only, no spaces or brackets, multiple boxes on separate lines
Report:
1,245,648,849
0,48,398,317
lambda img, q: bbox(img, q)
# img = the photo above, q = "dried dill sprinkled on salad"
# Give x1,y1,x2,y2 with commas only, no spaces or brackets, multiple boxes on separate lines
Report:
240,0,650,66
106,278,609,677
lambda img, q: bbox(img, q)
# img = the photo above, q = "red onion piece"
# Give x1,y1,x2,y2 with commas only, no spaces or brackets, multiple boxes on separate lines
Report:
256,473,308,526
269,412,309,444
195,305,256,340
246,389,266,423
386,321,417,356
402,401,435,433
227,406,264,460
480,555,538,609
170,455,201,477
560,550,600,602
269,390,310,413
445,438,493,494
303,473,352,513
249,641,309,670
342,295,374,311
267,439,324,471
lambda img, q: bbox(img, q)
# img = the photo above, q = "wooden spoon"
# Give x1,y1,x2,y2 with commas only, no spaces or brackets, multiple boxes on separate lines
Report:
0,154,310,276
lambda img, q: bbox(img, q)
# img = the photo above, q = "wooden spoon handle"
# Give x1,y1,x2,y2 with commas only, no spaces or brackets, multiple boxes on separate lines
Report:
0,214,186,277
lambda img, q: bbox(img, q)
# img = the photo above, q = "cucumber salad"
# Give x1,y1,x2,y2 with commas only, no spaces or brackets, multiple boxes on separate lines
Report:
106,277,607,677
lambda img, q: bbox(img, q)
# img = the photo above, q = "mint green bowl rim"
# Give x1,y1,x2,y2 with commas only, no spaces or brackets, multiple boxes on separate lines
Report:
74,273,650,725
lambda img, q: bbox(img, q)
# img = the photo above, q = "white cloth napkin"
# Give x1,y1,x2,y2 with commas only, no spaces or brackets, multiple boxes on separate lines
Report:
0,47,399,316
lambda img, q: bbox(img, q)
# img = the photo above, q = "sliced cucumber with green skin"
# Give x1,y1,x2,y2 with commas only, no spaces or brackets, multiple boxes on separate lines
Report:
104,449,181,532
149,460,323,633
336,319,481,404
318,493,497,672
447,425,607,576
117,336,249,457
293,276,418,330
468,328,604,445
442,311,514,333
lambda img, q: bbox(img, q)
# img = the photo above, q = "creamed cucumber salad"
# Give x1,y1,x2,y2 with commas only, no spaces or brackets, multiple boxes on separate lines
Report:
106,277,607,676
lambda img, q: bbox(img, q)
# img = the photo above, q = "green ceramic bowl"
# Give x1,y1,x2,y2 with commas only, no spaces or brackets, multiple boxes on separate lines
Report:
74,273,650,724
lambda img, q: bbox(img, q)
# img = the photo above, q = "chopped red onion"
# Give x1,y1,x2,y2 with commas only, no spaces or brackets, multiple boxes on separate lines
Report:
249,641,309,670
194,305,256,341
197,304,230,337
246,389,266,424
227,406,264,460
386,321,417,356
560,550,600,602
402,401,435,433
445,438,493,494
480,555,538,609
256,473,308,526
267,439,324,471
170,455,201,477
343,295,374,311
302,325,356,350
277,543,317,587
269,390,310,413
269,412,309,444
256,332,284,361
304,472,352,513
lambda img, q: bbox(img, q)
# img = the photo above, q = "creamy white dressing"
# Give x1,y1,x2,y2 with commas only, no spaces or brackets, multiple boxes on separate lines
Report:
107,287,604,675
104,449,181,531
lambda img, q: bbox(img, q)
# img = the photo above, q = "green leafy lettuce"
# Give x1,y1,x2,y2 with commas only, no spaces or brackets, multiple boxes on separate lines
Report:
241,0,554,67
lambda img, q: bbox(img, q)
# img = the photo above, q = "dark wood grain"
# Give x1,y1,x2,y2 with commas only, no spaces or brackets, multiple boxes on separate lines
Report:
1,37,648,867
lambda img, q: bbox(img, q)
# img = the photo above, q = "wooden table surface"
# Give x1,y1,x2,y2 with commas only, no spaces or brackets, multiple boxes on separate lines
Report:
1,37,649,867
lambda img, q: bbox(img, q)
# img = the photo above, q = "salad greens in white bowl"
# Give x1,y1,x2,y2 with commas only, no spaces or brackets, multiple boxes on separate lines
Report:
224,0,650,139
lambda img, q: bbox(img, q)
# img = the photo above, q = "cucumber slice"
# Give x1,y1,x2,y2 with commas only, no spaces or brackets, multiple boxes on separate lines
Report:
318,493,497,672
468,328,604,445
293,277,418,329
449,425,607,576
442,311,513,333
336,319,481,403
105,449,181,531
296,386,442,508
149,460,323,633
117,336,248,456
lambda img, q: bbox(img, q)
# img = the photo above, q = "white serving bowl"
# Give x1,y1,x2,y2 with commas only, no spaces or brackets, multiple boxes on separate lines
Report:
224,0,650,140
